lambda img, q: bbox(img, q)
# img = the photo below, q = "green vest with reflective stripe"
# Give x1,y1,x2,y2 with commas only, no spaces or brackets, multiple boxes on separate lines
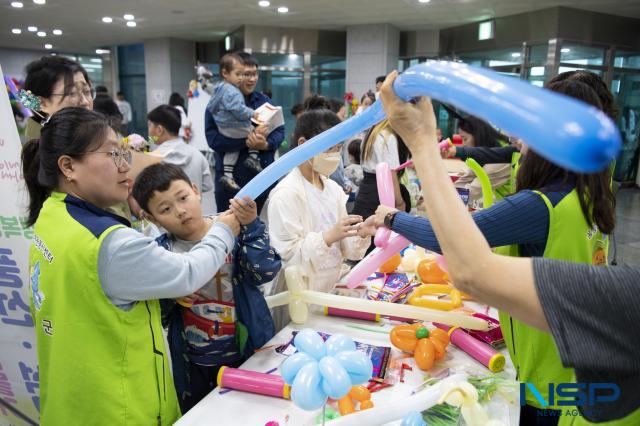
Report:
29,192,180,425
496,189,608,410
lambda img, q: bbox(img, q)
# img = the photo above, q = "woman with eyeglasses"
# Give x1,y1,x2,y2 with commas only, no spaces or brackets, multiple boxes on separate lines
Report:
23,56,95,139
21,107,241,424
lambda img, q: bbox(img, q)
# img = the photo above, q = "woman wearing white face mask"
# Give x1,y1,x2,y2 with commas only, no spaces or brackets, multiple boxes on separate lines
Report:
267,109,372,330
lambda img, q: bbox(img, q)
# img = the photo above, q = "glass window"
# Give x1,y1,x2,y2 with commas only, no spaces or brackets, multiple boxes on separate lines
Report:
255,70,304,146
253,53,303,69
614,51,640,69
612,71,640,182
311,55,345,70
457,48,523,68
529,45,548,65
559,44,605,66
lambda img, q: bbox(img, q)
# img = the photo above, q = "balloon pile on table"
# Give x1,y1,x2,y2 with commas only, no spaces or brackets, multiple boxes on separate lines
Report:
280,329,373,410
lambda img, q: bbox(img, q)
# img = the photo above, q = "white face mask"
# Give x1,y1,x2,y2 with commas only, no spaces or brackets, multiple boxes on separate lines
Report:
311,151,341,176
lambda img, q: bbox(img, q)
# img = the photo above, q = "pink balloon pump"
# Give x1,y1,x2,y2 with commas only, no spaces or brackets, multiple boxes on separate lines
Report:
374,162,394,248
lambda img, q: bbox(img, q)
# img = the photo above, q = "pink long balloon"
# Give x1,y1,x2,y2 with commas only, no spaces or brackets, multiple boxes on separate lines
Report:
346,234,411,288
374,162,394,248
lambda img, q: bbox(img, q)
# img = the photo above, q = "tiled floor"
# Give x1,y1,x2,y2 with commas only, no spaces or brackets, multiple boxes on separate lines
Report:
610,188,640,265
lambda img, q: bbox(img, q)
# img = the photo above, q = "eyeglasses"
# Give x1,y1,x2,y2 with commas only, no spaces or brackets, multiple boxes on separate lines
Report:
88,149,132,169
50,87,97,101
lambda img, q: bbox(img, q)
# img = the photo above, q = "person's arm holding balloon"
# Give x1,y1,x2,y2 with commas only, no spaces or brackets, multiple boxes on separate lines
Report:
380,72,640,386
379,71,549,331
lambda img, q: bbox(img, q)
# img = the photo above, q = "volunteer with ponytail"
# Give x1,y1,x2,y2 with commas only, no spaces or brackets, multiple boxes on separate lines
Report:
267,109,371,329
22,107,240,425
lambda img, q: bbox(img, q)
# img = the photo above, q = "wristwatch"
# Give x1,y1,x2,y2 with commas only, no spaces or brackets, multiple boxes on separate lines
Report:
384,211,398,229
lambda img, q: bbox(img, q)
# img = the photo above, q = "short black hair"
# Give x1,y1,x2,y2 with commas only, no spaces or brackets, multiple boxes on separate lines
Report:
220,52,242,76
116,91,124,97
293,109,342,144
147,104,181,136
131,163,192,213
95,85,108,94
24,56,91,120
236,51,259,68
375,75,386,85
290,103,304,116
348,139,361,164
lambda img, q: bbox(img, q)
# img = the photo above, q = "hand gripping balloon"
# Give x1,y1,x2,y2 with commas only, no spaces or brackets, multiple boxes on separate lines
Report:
237,61,620,203
345,162,411,288
264,266,490,330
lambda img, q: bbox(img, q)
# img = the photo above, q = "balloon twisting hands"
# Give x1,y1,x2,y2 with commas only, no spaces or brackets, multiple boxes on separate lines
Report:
280,329,373,411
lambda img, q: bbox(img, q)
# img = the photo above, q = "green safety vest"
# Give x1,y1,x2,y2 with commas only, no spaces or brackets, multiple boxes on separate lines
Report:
496,189,609,411
493,151,521,201
29,192,181,425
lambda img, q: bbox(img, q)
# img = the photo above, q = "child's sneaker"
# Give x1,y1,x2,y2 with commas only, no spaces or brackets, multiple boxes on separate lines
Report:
243,156,263,174
220,175,241,191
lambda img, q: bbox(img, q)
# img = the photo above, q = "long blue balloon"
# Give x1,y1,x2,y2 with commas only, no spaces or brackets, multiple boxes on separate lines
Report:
237,61,621,200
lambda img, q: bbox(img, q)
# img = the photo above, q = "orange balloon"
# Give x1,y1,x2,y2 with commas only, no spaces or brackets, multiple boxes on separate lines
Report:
429,328,450,347
379,253,401,273
430,336,447,360
360,400,374,410
348,385,371,402
414,338,436,370
338,396,355,415
416,259,447,284
390,323,421,352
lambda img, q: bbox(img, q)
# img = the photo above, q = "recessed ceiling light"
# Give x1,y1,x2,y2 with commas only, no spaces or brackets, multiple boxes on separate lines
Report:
11,28,22,34
418,0,431,3
277,6,288,13
102,17,113,23
28,26,37,32
52,29,62,35
33,0,46,4
95,48,110,54
258,1,270,6
123,14,134,20
126,21,136,27
561,48,571,53
44,44,52,49
511,52,521,58
11,2,23,8
37,31,46,37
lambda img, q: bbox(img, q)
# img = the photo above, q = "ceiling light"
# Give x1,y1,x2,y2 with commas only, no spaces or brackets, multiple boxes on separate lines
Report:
44,44,52,49
28,26,37,32
90,58,102,63
12,28,22,34
126,21,136,27
277,6,288,13
37,31,46,37
561,48,571,53
258,0,270,6
11,2,23,8
123,14,134,20
95,48,110,54
418,0,431,3
511,52,521,58
102,17,113,23
52,29,62,35
33,0,46,4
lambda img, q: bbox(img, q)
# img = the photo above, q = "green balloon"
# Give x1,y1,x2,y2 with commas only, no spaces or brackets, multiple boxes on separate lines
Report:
416,327,429,339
